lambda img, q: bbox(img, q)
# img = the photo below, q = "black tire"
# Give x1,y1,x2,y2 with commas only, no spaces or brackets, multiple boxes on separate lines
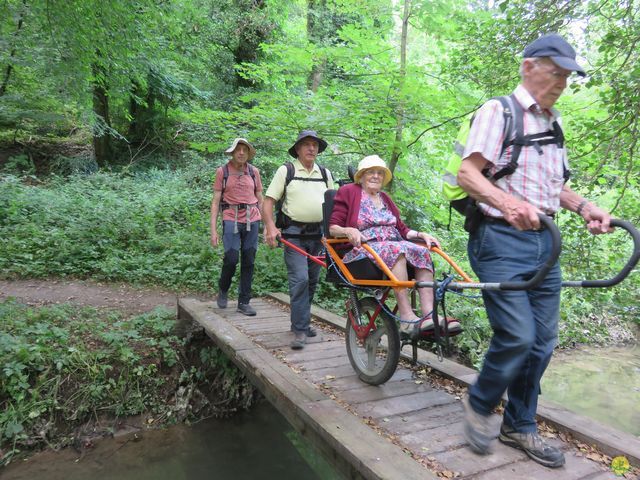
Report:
345,296,401,385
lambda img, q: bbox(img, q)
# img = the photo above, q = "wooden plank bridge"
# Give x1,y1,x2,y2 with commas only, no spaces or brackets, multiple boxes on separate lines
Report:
177,295,640,480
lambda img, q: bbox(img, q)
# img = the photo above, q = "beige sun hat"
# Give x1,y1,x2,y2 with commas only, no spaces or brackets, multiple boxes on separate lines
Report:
353,155,393,186
225,138,256,160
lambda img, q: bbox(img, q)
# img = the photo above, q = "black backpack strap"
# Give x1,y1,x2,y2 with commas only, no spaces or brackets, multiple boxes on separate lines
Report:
284,162,295,187
221,164,230,193
318,164,329,187
247,164,258,195
492,94,523,182
219,164,230,209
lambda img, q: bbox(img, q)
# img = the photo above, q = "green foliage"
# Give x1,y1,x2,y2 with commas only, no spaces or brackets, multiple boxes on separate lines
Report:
0,300,180,465
1,154,34,175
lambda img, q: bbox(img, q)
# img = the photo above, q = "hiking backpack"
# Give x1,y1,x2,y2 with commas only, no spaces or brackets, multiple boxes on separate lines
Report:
442,94,569,218
275,161,330,229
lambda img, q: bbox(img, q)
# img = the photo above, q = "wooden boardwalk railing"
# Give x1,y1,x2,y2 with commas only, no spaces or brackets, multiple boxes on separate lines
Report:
177,296,637,480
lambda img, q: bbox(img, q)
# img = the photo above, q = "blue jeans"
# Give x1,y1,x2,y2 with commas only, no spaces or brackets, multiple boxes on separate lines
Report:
219,220,260,304
282,225,323,334
467,220,561,433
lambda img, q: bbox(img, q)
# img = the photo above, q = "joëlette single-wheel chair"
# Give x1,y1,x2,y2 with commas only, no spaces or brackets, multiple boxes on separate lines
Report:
279,178,640,386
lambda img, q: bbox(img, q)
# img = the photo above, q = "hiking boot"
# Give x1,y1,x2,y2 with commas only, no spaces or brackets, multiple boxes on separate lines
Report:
237,303,256,316
306,326,317,337
499,424,565,468
216,291,228,309
290,332,306,350
461,395,494,455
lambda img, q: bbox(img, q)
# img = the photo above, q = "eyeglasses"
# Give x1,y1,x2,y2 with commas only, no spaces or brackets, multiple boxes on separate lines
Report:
533,60,572,80
365,169,386,177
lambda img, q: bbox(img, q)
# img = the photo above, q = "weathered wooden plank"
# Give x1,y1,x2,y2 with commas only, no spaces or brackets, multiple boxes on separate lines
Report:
292,354,351,371
227,312,287,323
235,348,326,406
284,343,347,362
336,378,437,404
397,421,467,455
236,323,290,334
470,450,609,480
579,470,623,480
304,363,363,382
382,402,486,436
354,390,454,419
178,298,256,357
315,369,416,396
431,444,522,477
252,331,297,349
297,399,436,480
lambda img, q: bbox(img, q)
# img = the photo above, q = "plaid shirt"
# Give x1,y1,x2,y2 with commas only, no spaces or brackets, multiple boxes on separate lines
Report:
462,84,569,218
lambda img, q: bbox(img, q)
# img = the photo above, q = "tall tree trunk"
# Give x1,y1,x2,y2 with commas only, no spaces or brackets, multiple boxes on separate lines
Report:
128,77,156,146
92,60,112,168
0,0,27,97
307,0,326,91
387,0,410,186
232,0,269,89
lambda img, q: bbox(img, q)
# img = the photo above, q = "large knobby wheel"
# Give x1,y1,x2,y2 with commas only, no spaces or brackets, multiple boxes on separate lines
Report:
345,296,401,385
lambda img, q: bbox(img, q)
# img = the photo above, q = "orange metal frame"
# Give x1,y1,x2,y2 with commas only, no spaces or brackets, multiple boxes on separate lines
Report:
323,237,473,287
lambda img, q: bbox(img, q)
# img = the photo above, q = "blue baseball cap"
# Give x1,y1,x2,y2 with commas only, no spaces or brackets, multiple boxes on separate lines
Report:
523,34,586,77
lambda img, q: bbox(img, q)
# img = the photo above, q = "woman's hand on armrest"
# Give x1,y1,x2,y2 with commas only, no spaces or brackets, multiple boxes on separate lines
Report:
329,225,363,247
409,230,440,249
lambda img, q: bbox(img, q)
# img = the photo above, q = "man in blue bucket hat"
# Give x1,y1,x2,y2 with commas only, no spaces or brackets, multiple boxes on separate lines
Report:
263,130,334,350
457,33,612,468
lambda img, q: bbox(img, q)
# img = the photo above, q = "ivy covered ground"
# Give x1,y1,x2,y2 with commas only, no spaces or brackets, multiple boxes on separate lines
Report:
0,280,257,467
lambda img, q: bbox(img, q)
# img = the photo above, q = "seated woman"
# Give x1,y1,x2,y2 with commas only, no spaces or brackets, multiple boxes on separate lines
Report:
329,155,454,334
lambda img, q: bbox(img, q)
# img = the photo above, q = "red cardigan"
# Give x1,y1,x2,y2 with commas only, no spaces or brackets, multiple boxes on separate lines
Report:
329,183,411,239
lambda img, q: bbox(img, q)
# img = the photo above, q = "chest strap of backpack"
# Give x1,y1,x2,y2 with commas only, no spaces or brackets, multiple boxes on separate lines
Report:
490,94,569,183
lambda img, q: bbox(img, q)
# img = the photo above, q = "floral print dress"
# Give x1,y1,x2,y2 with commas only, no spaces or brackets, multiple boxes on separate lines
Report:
342,191,433,272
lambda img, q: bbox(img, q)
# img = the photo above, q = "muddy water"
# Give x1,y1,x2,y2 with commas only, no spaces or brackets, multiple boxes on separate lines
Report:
2,400,344,480
542,345,640,436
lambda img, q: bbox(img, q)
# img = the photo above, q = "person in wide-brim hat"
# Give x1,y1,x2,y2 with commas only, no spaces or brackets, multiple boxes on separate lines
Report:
288,130,328,158
353,155,393,187
225,138,256,160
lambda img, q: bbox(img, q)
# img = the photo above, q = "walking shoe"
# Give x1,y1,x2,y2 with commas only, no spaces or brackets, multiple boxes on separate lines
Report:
237,303,256,316
216,291,228,309
306,326,317,337
499,424,565,468
290,332,306,350
461,395,494,455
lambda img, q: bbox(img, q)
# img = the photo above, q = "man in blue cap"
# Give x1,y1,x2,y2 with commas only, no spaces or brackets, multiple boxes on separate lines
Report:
457,33,613,467
263,130,334,350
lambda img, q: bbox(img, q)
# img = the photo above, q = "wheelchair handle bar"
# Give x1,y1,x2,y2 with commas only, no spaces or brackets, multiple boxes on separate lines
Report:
416,214,561,291
561,219,640,288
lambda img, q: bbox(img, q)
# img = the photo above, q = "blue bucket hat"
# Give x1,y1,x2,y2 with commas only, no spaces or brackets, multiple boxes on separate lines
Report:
523,33,586,77
288,130,328,158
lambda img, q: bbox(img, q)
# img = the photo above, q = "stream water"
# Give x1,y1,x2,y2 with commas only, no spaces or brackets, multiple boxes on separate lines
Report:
1,400,344,480
542,344,640,436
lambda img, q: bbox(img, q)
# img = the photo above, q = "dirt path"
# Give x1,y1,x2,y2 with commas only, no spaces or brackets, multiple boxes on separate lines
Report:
0,279,213,315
